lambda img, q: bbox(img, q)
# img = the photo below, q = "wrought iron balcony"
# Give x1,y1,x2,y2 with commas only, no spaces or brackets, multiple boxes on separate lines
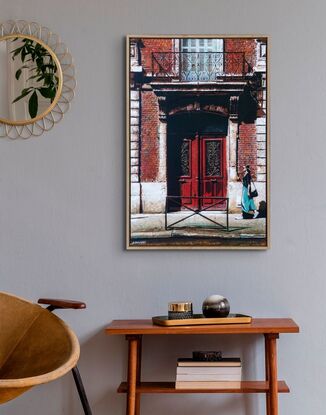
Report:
151,52,253,81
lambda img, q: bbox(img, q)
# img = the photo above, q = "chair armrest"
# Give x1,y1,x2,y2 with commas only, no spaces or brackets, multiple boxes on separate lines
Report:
38,298,86,310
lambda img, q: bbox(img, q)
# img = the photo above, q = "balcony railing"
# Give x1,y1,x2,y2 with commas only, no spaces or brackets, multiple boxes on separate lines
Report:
152,52,253,81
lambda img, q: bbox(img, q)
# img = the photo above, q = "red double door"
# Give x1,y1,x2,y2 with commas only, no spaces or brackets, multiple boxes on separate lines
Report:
179,135,227,210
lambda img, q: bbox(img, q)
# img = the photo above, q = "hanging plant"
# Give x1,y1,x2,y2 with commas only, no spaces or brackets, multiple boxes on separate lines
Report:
11,38,59,118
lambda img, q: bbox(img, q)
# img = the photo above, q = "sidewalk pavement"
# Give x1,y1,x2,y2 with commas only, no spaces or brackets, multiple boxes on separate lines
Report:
131,212,266,240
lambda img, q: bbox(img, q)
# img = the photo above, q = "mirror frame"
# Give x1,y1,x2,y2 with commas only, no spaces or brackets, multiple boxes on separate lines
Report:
0,21,75,139
0,34,63,126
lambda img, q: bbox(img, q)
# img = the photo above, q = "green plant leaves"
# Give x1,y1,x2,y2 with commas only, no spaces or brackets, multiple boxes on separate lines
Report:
12,88,32,104
11,46,24,59
15,69,22,80
39,87,56,100
15,65,29,80
11,38,59,118
28,91,38,119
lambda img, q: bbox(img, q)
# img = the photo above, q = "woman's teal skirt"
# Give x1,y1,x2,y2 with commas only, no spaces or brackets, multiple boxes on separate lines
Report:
242,186,257,213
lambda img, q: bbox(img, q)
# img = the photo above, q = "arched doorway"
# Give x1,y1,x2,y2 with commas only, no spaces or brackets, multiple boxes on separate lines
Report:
167,111,228,211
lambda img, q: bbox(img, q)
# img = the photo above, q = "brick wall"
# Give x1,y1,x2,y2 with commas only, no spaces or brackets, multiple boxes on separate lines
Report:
224,39,256,74
238,123,257,178
139,38,256,76
141,39,174,74
140,90,159,181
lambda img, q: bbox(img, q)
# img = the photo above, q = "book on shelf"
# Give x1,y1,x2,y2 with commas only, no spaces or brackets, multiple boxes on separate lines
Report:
175,381,241,390
175,356,242,388
176,373,241,381
176,366,242,375
177,358,241,367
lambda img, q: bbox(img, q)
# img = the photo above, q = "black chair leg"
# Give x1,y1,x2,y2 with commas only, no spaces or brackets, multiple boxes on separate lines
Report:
72,366,92,415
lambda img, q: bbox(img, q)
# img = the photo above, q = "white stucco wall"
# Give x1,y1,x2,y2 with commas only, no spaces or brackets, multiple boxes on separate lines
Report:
0,1,324,414
0,41,9,119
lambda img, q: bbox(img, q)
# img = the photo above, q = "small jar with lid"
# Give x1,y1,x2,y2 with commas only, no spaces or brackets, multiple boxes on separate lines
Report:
168,302,193,320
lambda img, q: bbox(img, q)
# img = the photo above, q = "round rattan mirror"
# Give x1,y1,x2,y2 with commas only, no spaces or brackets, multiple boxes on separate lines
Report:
0,21,75,139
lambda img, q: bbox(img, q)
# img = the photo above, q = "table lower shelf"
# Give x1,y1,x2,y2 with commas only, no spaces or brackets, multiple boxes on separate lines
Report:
117,381,289,394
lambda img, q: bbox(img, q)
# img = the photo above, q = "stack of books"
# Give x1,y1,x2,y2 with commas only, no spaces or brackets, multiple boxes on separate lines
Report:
175,357,242,389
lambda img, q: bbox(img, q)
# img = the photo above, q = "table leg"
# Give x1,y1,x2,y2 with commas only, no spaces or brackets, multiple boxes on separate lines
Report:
265,334,279,415
126,335,141,415
264,334,271,415
135,336,142,415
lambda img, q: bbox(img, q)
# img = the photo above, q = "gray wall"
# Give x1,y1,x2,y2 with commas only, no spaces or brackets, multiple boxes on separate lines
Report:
0,0,322,414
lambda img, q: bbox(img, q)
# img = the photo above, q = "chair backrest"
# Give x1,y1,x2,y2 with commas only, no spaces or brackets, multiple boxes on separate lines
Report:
0,292,44,372
0,292,80,403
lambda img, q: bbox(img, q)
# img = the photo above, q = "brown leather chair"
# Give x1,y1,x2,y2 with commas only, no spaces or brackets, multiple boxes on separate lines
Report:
0,292,92,414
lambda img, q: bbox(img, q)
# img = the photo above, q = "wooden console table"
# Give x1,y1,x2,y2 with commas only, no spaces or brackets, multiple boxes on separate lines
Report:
106,318,299,415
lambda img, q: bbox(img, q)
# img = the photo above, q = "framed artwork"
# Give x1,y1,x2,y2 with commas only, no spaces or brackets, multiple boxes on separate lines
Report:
126,35,269,250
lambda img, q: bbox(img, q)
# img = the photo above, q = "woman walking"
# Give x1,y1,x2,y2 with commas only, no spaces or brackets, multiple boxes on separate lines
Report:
241,165,259,219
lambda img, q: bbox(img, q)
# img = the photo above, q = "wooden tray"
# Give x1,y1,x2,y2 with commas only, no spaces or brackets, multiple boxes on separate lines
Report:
152,313,252,327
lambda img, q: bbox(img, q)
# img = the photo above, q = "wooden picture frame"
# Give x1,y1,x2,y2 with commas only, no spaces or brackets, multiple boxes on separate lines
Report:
126,35,269,250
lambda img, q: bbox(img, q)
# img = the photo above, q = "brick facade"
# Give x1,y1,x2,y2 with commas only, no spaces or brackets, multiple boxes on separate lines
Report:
140,90,159,181
224,39,256,74
141,38,257,77
141,39,173,74
238,123,257,179
129,37,266,214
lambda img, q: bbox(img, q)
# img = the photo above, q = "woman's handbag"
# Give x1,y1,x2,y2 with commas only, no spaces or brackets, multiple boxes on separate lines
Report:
249,181,258,198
